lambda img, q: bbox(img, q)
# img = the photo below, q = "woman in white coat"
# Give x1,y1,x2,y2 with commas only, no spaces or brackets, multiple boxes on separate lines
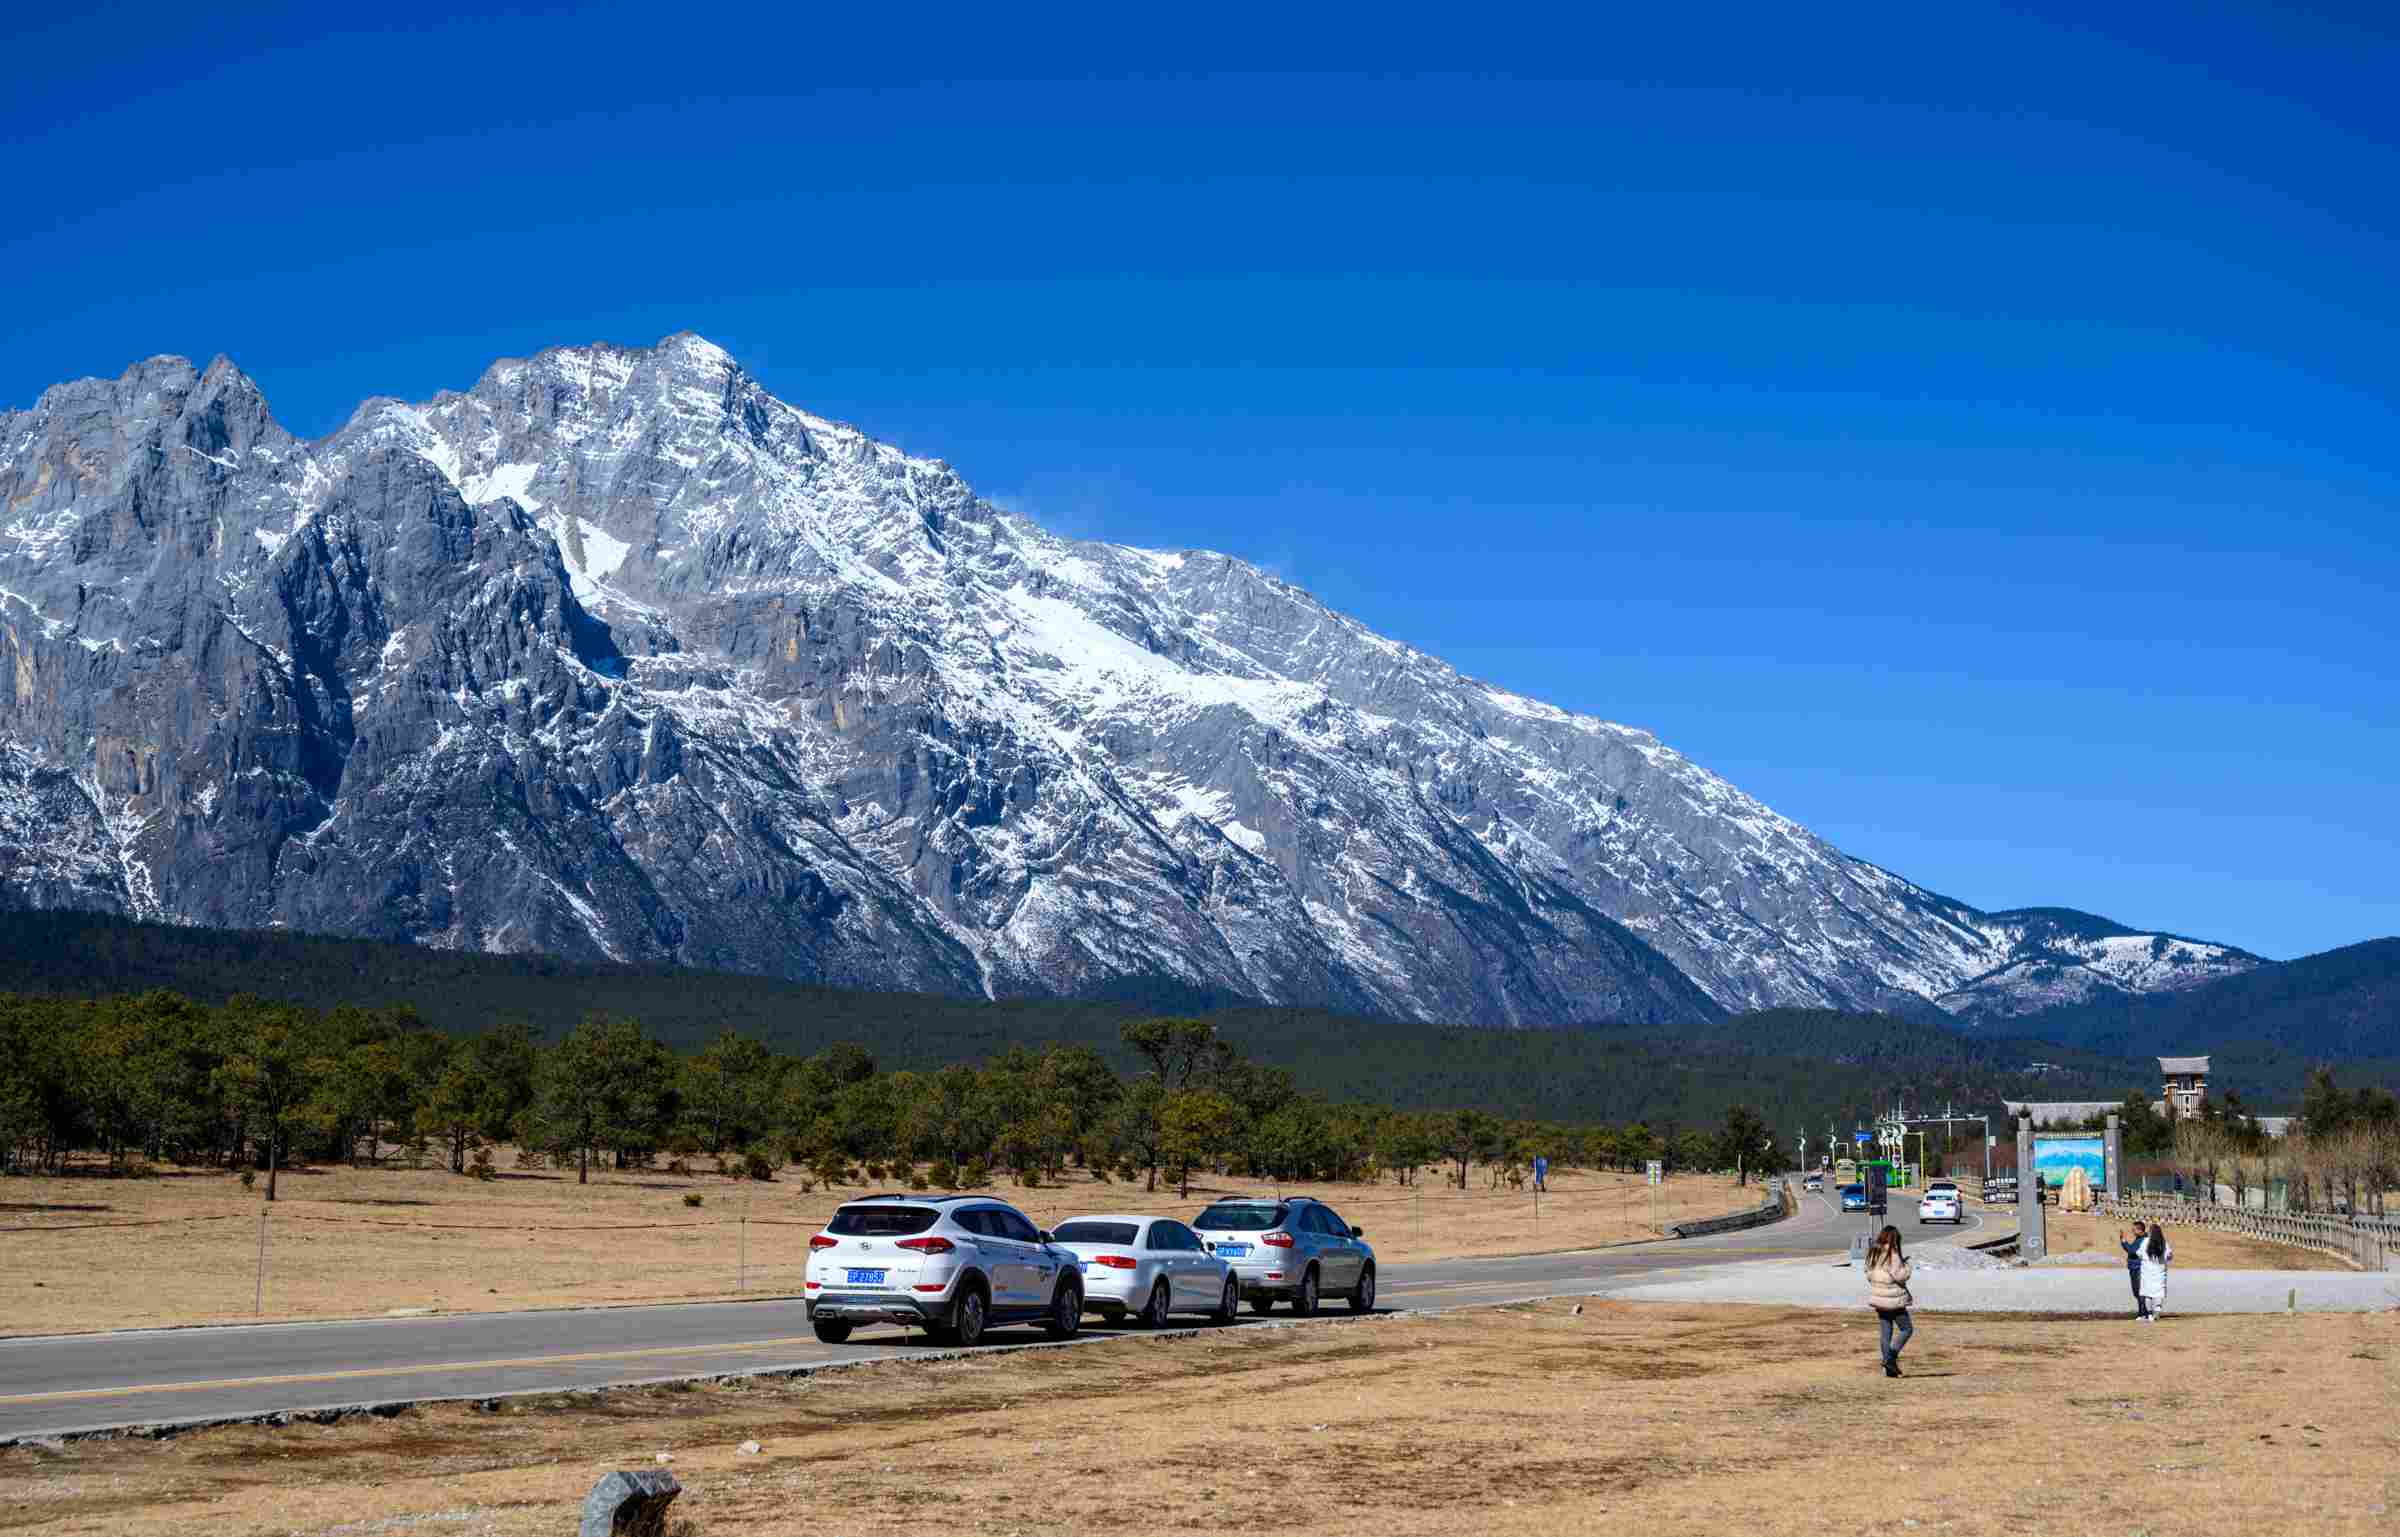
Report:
2137,1223,2172,1321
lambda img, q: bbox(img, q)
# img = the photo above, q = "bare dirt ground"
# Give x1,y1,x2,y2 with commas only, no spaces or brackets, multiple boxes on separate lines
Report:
2041,1209,2354,1271
0,1159,1751,1334
2,1301,2390,1536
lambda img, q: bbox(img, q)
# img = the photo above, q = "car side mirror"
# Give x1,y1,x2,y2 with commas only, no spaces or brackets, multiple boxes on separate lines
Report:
1351,1226,1365,1237
1038,1230,1055,1245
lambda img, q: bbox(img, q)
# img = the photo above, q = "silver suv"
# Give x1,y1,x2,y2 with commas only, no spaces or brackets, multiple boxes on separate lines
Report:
805,1195,1083,1347
1189,1195,1376,1315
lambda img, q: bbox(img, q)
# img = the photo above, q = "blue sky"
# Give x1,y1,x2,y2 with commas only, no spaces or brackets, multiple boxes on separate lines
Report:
5,3,2395,959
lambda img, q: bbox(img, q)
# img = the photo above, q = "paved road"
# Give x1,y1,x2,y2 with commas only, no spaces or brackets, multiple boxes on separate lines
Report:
0,1180,1983,1442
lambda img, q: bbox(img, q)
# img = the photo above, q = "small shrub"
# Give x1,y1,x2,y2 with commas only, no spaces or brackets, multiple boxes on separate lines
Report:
470,1161,498,1183
907,1173,929,1191
516,1148,549,1170
666,1158,692,1176
1015,1169,1041,1188
958,1158,989,1189
683,1192,705,1208
927,1158,959,1190
743,1150,774,1182
1089,1162,1113,1183
798,1179,815,1193
239,1170,257,1192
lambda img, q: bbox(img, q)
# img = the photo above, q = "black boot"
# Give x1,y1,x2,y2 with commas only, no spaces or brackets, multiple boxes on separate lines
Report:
1884,1356,1902,1378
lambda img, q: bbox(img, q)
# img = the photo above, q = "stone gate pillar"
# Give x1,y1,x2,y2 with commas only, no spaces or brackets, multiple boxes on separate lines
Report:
2016,1114,2045,1261
2105,1113,2122,1202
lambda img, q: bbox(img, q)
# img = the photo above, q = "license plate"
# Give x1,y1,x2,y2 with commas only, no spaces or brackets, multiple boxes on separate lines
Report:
1214,1243,1250,1257
845,1268,887,1285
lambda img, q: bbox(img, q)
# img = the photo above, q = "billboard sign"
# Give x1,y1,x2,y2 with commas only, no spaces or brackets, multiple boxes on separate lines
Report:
2032,1133,2105,1190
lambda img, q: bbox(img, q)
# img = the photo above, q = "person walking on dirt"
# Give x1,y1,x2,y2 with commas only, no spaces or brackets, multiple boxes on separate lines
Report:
1865,1224,1915,1377
2136,1224,2172,1321
2119,1221,2148,1318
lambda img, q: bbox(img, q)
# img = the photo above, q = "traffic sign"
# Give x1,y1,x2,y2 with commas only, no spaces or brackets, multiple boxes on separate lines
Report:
1854,1130,1872,1145
1532,1155,1549,1190
1645,1160,1663,1186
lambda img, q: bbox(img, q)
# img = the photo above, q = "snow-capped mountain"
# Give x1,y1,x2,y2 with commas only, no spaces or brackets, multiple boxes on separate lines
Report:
0,336,2257,1026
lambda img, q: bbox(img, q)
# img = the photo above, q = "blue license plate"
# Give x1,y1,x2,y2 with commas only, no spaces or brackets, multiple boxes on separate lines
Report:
1214,1243,1250,1257
845,1268,887,1285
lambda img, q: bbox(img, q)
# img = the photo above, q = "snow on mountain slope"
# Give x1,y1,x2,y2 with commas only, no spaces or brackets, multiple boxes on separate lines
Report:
0,336,2257,1024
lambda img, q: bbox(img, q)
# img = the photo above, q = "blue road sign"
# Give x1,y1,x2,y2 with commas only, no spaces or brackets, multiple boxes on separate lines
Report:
1854,1130,1872,1145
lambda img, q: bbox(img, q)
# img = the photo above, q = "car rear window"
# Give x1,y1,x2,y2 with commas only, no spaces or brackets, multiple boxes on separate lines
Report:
827,1205,939,1236
1194,1202,1282,1231
1054,1221,1140,1245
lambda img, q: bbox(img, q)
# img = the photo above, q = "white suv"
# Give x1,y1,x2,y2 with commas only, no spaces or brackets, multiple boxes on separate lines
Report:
805,1195,1084,1347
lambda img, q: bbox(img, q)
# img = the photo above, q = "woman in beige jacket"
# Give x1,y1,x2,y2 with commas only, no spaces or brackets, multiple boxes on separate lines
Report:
1865,1225,1914,1378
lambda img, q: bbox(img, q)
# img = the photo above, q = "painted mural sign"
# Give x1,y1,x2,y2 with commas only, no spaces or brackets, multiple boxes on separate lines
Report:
2032,1133,2106,1189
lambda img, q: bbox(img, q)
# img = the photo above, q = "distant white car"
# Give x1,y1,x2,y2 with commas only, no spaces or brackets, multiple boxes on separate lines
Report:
1050,1214,1239,1327
1918,1187,1962,1224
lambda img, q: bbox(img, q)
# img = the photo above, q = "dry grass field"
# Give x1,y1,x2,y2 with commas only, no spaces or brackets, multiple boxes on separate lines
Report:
2041,1209,2355,1271
0,1158,1754,1335
3,1301,2390,1536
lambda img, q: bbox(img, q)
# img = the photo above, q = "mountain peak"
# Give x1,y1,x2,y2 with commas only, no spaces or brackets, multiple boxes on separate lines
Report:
0,334,2262,1025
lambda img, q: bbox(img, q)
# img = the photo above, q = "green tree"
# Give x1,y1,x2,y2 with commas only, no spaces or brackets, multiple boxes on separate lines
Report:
1160,1088,1238,1199
1033,1045,1121,1164
685,1029,782,1155
1114,1077,1170,1192
1120,1017,1218,1088
1715,1103,1774,1185
531,1015,665,1183
1436,1107,1499,1189
212,996,333,1201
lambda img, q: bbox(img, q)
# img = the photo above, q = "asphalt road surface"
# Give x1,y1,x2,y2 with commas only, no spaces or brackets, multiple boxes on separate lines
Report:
0,1179,1993,1442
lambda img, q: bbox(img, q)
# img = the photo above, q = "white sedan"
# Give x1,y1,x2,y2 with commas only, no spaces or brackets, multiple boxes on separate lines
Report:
1918,1187,1962,1223
1050,1214,1240,1328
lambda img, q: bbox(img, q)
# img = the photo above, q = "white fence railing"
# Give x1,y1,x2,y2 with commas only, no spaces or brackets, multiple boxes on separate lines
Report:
2097,1194,2392,1272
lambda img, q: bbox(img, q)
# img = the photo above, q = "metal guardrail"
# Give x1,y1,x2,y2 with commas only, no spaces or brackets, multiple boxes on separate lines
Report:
1668,1176,1791,1239
2098,1194,2392,1272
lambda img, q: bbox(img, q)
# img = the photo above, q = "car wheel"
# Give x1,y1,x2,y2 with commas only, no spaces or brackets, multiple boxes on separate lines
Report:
1212,1276,1239,1326
1139,1279,1172,1329
1291,1267,1319,1317
1249,1294,1276,1315
1348,1265,1375,1313
812,1319,853,1344
941,1284,988,1349
1046,1278,1083,1340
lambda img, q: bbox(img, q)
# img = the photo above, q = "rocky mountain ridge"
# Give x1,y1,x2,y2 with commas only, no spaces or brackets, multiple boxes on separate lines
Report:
0,335,2257,1025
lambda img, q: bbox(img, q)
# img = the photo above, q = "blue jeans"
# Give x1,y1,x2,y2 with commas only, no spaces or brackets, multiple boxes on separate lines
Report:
1877,1307,1914,1362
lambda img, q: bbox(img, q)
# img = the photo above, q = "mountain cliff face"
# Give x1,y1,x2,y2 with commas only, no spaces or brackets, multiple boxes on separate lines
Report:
0,336,2256,1025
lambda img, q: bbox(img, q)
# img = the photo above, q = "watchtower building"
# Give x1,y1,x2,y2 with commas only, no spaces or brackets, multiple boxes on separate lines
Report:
2158,1056,2209,1119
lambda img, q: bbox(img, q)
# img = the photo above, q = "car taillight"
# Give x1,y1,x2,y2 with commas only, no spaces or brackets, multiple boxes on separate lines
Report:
810,1234,839,1249
1263,1231,1295,1248
896,1236,955,1254
1092,1254,1138,1269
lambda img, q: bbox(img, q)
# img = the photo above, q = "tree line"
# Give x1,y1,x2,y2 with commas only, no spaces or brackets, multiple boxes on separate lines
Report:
0,991,1792,1197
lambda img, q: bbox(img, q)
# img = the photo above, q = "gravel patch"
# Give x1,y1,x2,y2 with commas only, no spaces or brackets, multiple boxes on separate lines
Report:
1595,1257,2399,1314
1910,1243,2010,1271
2035,1251,2129,1267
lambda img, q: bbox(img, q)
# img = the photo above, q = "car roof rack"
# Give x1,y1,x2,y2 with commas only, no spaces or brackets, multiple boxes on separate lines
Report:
845,1192,980,1204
